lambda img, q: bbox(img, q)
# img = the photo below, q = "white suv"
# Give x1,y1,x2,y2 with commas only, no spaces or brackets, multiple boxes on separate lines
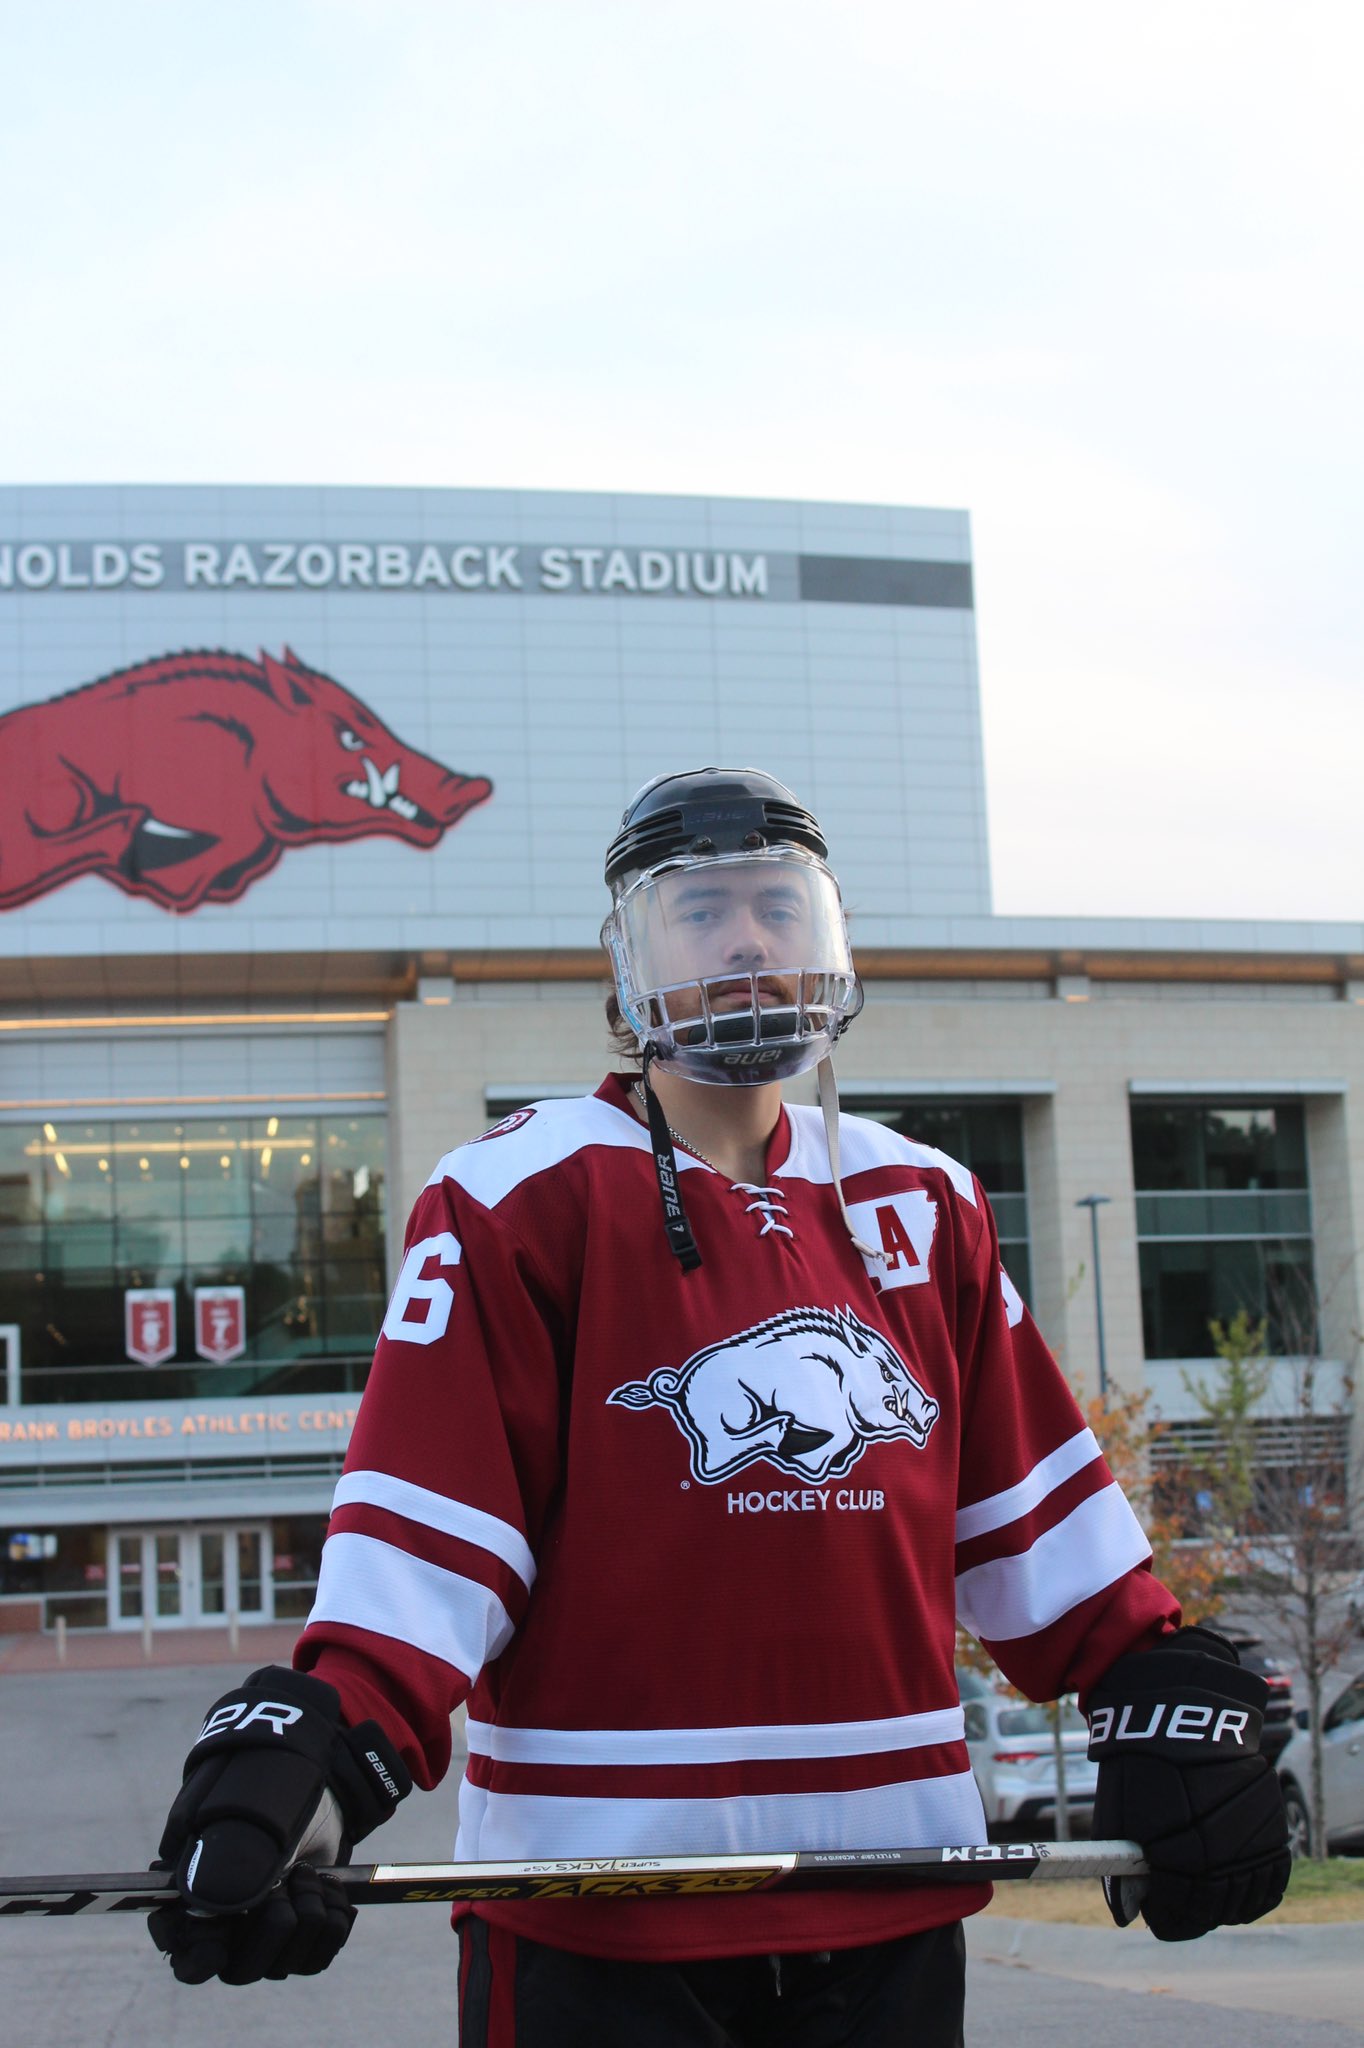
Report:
1276,1672,1364,1856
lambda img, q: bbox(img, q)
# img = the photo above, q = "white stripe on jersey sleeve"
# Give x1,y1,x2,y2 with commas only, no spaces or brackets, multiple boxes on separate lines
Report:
307,1530,516,1680
776,1106,977,1203
955,1485,1152,1643
455,1768,986,1862
332,1468,536,1592
954,1428,1101,1543
465,1705,965,1767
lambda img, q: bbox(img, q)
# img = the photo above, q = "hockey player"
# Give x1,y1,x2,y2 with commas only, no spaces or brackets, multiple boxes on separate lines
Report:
149,769,1289,2042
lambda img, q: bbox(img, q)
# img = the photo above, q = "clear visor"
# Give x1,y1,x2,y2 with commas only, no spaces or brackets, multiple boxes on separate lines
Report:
604,848,861,1075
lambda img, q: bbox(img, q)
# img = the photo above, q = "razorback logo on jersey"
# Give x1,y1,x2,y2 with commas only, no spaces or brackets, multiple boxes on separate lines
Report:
0,646,492,912
608,1303,939,1484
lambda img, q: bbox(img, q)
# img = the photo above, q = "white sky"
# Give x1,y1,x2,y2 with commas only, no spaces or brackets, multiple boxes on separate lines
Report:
3,0,1360,923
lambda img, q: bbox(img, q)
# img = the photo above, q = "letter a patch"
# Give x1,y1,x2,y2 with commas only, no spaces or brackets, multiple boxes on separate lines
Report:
843,1192,938,1292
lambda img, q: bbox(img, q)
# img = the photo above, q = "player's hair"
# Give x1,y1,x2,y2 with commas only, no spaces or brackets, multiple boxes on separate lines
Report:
604,986,643,1068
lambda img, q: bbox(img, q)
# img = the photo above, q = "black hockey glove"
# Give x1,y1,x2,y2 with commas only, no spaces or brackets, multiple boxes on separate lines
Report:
1088,1625,1290,1942
147,1664,411,1985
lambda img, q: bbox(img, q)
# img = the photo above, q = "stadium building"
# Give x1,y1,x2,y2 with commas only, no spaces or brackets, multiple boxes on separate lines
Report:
1,484,1360,1633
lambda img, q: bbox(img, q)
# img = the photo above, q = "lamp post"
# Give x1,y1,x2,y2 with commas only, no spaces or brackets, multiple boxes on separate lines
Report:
1075,1194,1111,1400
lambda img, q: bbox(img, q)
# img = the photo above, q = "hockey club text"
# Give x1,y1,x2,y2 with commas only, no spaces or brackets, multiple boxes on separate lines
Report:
727,1487,886,1513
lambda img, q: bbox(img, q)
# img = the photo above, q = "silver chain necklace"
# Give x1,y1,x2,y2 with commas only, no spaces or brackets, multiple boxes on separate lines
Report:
632,1081,727,1177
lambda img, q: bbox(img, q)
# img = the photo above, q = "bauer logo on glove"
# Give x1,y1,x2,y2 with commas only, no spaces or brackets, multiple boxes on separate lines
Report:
195,1697,306,1742
1087,1698,1259,1753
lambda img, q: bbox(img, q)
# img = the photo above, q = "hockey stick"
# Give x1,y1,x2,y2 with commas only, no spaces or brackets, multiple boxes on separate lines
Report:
0,1840,1146,1916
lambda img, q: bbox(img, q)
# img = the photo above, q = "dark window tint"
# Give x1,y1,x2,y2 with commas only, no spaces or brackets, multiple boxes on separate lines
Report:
0,1114,387,1399
1132,1101,1315,1359
1132,1103,1307,1193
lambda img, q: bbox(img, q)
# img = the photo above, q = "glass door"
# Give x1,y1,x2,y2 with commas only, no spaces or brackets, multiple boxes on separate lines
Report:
109,1530,189,1628
196,1526,273,1624
108,1525,273,1628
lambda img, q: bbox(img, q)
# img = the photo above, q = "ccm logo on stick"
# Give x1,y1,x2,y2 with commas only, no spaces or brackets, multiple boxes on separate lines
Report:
195,1700,304,1743
1088,1702,1251,1745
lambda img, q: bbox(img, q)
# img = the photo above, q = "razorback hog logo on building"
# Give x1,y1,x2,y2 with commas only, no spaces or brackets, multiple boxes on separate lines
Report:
0,647,492,912
608,1304,939,1484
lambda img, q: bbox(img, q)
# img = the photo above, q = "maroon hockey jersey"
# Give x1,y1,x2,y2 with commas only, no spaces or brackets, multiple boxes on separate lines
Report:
296,1074,1178,1959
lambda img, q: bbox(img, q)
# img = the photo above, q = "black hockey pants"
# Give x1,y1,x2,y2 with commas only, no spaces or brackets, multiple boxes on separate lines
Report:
457,1916,966,2047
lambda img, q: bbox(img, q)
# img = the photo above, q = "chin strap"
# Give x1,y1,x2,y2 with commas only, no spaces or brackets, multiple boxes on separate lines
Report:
817,1055,883,1262
640,1048,702,1273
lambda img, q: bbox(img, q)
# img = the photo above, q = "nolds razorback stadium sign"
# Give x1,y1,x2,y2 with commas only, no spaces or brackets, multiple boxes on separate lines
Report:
0,539,772,597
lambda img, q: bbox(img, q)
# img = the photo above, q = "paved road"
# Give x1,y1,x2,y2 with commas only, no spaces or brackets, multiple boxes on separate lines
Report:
2,1662,1360,2045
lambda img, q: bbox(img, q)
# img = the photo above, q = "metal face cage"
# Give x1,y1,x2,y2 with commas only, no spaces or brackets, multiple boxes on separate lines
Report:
603,848,864,1085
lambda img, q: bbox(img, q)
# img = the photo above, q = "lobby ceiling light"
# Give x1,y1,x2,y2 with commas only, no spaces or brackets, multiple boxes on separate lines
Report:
1,1091,385,1113
22,1135,316,1159
0,1010,392,1034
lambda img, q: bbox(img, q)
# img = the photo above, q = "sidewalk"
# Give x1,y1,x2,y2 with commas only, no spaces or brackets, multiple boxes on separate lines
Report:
0,1622,300,1674
969,1913,1364,2033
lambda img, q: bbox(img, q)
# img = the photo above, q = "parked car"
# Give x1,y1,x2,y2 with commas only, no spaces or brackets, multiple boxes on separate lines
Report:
1228,1635,1296,1764
1276,1672,1364,1856
963,1692,1096,1837
955,1664,997,1703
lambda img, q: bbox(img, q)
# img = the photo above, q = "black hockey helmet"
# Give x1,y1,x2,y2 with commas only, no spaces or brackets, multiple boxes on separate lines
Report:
602,765,877,1274
601,763,862,1090
604,768,828,890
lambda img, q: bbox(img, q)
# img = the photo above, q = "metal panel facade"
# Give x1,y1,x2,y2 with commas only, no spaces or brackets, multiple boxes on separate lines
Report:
0,486,988,958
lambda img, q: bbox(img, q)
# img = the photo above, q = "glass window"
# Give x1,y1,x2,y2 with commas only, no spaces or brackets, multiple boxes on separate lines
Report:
183,1219,252,1276
0,1125,44,1225
248,1117,320,1220
0,1223,45,1277
1325,1682,1364,1731
0,1109,388,1399
1133,1100,1315,1359
1132,1103,1308,1193
271,1514,328,1621
320,1118,386,1220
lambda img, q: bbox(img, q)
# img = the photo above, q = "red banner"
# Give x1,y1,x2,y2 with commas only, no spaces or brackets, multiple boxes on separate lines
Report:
124,1290,176,1367
194,1286,246,1364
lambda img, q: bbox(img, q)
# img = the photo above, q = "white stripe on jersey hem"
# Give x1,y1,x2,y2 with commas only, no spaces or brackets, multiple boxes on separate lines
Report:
332,1469,536,1593
465,1705,965,1767
776,1105,977,1203
955,1485,1152,1643
424,1091,708,1212
954,1428,1102,1543
455,1769,987,1861
307,1530,515,1682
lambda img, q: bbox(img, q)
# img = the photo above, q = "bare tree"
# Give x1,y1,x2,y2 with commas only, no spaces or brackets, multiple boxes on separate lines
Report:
1177,1281,1361,1855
